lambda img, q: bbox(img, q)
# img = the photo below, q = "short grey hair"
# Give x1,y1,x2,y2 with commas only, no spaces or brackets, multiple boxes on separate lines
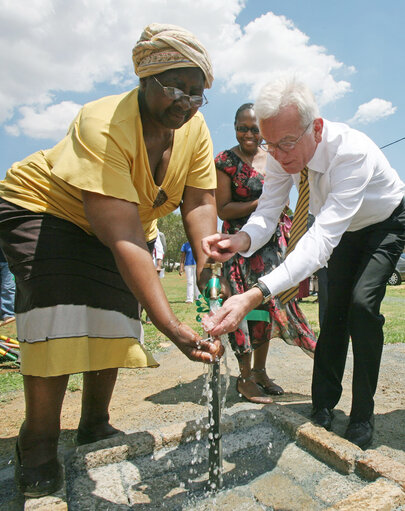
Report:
254,75,319,128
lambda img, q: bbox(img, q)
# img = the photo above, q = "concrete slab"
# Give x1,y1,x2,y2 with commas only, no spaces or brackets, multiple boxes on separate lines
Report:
64,408,370,510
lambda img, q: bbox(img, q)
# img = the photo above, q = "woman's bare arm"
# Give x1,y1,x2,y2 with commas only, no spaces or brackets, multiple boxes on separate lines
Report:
216,170,258,221
82,190,223,363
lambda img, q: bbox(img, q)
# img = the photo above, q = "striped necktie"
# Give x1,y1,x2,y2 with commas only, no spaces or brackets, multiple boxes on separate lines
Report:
279,166,310,304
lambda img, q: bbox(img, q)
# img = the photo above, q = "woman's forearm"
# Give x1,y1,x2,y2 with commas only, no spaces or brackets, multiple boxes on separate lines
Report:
111,241,180,337
82,191,225,363
83,191,181,340
217,199,259,221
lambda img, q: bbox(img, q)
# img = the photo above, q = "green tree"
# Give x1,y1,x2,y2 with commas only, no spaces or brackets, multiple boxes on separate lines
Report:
157,213,187,271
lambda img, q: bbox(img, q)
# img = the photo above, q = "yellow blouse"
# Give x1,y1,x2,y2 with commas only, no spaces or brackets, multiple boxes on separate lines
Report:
0,88,216,241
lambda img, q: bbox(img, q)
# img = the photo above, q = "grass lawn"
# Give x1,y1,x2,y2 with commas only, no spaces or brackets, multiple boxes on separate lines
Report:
298,282,405,343
1,273,404,397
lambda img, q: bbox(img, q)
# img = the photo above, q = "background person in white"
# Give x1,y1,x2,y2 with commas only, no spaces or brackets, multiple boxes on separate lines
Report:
202,75,405,449
179,241,199,303
152,229,165,279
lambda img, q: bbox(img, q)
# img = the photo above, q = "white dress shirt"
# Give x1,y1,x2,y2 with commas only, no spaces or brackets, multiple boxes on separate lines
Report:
240,119,405,296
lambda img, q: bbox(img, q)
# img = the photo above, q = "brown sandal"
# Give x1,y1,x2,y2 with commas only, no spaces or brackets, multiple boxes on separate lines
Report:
236,375,273,404
252,368,284,395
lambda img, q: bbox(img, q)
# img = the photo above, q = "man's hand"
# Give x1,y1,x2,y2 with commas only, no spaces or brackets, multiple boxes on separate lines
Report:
156,259,163,274
201,288,263,336
201,232,251,263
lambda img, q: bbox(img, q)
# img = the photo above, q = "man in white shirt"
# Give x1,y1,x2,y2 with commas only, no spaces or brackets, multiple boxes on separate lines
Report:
202,75,405,449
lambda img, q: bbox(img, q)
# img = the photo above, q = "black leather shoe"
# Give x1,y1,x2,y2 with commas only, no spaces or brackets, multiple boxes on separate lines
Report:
344,418,374,449
14,443,63,497
311,408,334,430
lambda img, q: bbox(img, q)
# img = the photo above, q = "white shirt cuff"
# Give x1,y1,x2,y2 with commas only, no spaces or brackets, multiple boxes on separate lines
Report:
239,223,268,258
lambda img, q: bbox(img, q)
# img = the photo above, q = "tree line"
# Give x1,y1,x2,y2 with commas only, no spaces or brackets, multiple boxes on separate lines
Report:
157,213,187,271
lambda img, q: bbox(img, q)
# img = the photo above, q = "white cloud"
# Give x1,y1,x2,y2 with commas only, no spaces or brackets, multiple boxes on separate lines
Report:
5,101,82,140
212,12,352,105
1,0,354,138
347,98,397,125
0,0,244,125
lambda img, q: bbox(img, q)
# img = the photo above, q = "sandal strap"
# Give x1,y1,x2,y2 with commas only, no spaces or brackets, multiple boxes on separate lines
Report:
237,374,255,383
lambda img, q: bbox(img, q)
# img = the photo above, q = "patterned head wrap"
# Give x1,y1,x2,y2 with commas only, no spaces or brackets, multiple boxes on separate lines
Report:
132,23,214,89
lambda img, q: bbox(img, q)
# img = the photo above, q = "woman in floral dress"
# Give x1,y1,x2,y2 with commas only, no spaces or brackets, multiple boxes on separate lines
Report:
215,103,316,403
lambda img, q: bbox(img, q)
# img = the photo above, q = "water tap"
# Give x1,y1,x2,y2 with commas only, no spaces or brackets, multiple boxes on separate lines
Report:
205,262,223,300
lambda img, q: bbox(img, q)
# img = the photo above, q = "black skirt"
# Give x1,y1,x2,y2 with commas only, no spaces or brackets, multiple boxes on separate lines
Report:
0,198,158,376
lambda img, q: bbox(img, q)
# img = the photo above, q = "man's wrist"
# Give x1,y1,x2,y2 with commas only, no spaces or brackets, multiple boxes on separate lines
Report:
245,287,265,310
252,281,272,304
237,231,252,253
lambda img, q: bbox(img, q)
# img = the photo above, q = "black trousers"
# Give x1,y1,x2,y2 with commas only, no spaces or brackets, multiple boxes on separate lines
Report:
312,198,405,422
315,266,328,327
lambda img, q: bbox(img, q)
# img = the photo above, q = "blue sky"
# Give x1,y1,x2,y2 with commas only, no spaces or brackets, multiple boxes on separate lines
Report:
1,0,404,207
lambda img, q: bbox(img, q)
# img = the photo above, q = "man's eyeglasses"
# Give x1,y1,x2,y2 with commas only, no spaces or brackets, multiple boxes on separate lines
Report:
260,122,312,154
153,76,208,108
235,126,260,134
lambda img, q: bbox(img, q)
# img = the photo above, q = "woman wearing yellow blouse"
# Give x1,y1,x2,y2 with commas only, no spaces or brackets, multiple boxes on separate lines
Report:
0,24,223,497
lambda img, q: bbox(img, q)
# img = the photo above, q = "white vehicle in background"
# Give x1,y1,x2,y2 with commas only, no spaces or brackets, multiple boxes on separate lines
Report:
387,253,405,285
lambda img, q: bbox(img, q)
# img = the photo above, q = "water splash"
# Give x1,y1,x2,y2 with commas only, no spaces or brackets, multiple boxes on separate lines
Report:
205,298,229,492
186,291,231,495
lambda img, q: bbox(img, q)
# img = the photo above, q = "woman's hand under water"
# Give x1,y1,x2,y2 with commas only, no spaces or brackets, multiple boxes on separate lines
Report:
168,320,224,363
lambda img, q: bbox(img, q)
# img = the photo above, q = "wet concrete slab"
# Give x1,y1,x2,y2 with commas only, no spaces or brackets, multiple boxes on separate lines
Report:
58,407,404,510
3,404,405,510
2,338,405,510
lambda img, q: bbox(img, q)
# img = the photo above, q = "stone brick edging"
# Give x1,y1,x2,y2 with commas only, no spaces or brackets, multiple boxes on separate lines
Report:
263,403,405,488
264,403,405,509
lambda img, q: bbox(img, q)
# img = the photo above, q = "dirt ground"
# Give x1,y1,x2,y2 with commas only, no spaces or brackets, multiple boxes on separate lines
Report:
1,335,404,474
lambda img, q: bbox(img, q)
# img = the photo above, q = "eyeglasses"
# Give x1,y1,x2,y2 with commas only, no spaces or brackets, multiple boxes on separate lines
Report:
260,122,312,154
153,76,208,108
235,126,260,134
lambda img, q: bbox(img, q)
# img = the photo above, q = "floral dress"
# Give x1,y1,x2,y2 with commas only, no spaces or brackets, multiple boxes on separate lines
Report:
215,149,317,358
